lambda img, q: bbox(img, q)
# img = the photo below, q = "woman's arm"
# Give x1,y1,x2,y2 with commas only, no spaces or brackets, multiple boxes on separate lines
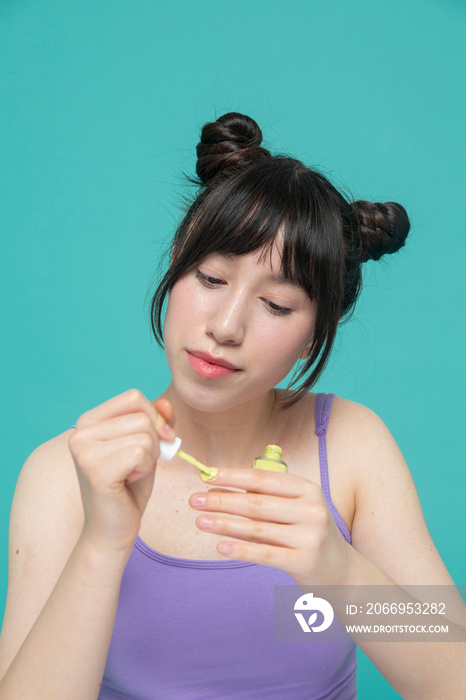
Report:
0,390,173,700
0,434,131,700
334,399,466,698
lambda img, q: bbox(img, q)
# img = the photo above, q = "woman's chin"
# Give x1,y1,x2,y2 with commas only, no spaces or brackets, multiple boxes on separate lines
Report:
170,380,273,416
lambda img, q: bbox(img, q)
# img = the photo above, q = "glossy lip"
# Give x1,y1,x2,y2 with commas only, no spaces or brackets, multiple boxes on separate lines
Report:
186,350,241,379
187,350,240,371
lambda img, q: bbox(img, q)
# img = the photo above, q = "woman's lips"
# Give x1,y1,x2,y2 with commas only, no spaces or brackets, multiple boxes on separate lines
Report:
186,351,240,378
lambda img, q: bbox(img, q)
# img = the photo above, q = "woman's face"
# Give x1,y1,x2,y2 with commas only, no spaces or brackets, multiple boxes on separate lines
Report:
163,245,317,413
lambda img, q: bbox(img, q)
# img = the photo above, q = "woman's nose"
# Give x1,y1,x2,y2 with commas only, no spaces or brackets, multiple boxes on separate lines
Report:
205,294,247,346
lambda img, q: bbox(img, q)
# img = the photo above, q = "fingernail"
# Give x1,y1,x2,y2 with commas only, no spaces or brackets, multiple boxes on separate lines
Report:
191,494,206,507
197,516,213,529
218,542,234,555
161,424,175,439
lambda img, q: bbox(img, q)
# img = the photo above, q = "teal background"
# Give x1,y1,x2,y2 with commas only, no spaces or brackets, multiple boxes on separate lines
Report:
1,1,465,696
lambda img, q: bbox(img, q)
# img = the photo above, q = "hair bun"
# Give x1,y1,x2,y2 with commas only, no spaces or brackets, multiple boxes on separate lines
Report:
351,200,410,262
196,112,271,184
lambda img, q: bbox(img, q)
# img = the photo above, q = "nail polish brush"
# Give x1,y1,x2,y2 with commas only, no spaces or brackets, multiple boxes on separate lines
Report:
159,437,218,482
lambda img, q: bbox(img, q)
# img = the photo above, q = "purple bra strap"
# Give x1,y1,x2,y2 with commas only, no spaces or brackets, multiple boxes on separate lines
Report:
315,393,351,544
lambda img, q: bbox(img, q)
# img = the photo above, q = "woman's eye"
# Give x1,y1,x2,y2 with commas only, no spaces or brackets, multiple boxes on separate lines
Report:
195,270,225,287
195,270,291,315
264,300,292,316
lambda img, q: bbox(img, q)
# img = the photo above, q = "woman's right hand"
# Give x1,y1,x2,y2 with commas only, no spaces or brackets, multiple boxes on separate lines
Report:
68,389,175,553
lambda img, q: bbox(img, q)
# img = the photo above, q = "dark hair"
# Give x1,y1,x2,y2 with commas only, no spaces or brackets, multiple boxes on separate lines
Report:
149,112,410,407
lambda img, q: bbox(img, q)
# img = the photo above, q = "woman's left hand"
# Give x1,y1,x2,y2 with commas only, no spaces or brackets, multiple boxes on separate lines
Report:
189,468,353,587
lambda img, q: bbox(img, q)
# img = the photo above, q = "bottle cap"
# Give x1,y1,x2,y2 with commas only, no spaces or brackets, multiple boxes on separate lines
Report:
159,436,182,461
263,445,283,461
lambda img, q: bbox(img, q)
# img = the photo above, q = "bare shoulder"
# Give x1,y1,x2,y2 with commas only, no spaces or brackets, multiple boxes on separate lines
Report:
10,429,84,539
326,395,401,464
327,396,455,586
289,390,392,451
327,395,415,496
0,430,84,675
326,395,417,513
328,394,392,441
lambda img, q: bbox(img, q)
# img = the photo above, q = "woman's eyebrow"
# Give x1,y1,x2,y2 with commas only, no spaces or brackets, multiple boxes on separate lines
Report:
215,253,303,290
268,274,303,290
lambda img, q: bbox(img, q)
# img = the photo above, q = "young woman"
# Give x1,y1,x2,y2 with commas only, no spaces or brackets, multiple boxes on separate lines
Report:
0,113,464,699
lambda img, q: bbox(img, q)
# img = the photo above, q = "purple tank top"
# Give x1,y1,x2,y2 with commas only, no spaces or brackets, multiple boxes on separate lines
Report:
95,393,356,699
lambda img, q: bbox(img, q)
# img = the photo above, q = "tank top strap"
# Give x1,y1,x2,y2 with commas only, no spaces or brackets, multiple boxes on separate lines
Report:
314,393,351,543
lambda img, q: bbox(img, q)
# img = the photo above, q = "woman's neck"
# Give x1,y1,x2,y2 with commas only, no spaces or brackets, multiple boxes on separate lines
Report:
157,384,283,469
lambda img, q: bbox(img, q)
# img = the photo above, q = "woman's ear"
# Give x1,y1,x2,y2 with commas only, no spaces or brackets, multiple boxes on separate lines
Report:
299,339,314,360
300,317,341,359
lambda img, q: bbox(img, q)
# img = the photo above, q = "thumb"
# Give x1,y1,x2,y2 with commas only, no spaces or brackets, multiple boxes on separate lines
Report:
153,398,176,429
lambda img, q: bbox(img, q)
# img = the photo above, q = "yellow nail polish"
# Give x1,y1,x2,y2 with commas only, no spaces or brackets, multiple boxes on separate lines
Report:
199,467,219,482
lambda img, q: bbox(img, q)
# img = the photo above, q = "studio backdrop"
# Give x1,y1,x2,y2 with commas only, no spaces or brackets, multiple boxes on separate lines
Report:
1,1,465,697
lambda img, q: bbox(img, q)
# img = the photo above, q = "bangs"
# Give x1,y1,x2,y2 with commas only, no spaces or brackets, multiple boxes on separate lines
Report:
173,158,343,302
